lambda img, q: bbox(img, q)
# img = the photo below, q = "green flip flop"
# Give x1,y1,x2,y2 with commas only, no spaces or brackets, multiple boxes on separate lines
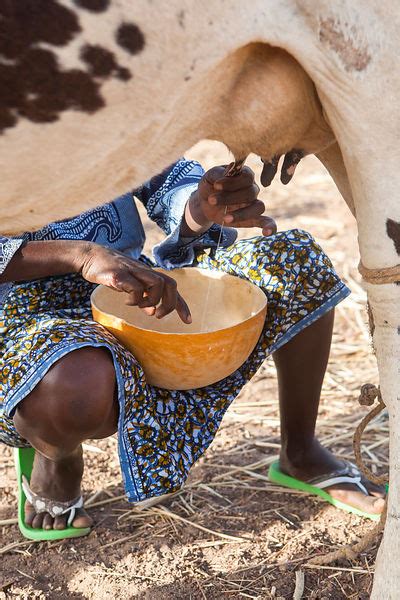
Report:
14,447,91,541
268,460,382,521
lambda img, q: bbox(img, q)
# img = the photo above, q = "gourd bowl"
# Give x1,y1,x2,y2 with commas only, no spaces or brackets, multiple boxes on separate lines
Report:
91,267,267,390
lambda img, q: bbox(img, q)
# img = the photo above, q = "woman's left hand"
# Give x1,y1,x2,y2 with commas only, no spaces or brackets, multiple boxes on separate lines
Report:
185,165,277,236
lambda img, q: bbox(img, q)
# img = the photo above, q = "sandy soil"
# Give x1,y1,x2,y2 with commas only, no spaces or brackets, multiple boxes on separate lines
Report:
0,142,387,599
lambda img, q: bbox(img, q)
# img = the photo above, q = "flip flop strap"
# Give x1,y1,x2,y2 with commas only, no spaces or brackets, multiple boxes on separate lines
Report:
313,474,368,496
22,475,83,525
308,462,369,496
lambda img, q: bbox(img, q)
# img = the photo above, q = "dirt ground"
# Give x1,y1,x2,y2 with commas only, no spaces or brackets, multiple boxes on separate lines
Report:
0,142,388,599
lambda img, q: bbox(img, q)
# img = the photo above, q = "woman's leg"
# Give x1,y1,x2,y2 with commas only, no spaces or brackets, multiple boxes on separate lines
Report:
273,308,385,514
13,347,118,530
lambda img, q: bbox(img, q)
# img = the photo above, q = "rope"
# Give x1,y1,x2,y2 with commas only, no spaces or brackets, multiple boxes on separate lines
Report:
353,384,387,486
359,261,400,284
309,383,388,566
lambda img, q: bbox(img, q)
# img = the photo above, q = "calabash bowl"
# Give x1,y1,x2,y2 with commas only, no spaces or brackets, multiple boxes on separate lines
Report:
91,267,267,390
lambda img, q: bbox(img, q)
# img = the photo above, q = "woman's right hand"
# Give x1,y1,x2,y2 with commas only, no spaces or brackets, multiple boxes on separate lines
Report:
80,243,192,324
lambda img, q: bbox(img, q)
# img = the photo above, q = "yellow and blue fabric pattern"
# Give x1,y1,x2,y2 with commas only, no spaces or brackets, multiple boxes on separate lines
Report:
0,160,350,503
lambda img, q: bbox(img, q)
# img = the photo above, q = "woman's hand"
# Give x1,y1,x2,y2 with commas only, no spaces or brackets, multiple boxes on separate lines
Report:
182,165,277,236
0,239,191,323
80,243,191,323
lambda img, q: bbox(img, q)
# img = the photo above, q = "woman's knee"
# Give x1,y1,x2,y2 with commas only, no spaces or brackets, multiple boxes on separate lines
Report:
14,347,117,442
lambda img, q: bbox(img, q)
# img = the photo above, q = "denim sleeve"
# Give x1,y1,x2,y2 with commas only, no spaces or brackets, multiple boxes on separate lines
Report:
0,236,24,275
133,158,237,269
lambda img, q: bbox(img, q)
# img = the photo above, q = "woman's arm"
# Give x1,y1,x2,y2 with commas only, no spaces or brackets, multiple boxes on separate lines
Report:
0,236,25,277
0,240,191,323
134,159,276,270
0,240,87,283
134,159,205,237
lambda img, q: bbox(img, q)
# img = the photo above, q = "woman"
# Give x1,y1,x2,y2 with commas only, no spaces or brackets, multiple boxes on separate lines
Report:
0,159,384,537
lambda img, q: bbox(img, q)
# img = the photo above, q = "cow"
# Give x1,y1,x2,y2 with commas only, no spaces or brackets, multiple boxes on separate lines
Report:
1,1,399,596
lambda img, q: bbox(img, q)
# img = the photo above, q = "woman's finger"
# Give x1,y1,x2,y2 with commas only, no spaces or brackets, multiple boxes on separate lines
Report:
141,306,157,316
203,165,228,187
118,265,191,324
212,166,255,191
234,216,277,232
154,275,192,323
154,275,178,320
208,183,259,206
137,274,165,308
133,267,166,301
112,273,145,305
175,292,192,324
226,212,277,234
260,216,278,235
223,200,265,224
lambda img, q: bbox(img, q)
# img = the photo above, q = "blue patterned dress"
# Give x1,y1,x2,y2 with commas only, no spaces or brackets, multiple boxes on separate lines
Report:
0,159,350,503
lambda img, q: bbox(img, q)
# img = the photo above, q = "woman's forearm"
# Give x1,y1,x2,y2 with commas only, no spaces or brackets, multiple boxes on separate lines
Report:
180,192,213,237
0,240,91,283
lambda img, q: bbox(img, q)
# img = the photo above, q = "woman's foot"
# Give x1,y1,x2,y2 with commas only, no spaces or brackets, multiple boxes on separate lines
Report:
279,438,385,515
25,446,92,530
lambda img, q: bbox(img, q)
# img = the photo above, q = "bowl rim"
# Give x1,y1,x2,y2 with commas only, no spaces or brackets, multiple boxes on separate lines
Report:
90,267,268,338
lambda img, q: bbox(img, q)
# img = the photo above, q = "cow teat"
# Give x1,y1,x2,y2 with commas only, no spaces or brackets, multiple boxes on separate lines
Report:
260,149,304,187
260,155,280,187
280,149,304,185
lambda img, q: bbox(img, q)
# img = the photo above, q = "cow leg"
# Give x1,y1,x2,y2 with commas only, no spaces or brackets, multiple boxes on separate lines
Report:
366,282,400,599
315,134,399,594
326,150,400,596
329,160,399,596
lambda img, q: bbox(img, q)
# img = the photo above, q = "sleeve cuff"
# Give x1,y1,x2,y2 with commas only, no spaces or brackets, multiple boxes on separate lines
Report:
153,221,237,269
0,238,24,275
